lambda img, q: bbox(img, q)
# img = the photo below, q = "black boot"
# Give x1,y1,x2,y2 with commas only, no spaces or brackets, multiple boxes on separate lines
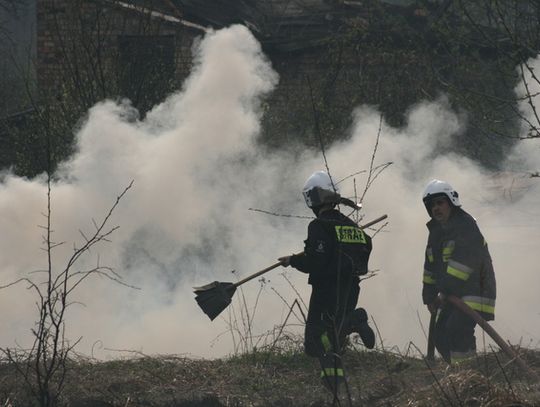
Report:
346,308,375,349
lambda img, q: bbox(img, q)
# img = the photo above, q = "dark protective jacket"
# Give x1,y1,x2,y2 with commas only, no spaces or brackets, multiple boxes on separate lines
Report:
290,209,372,287
422,207,496,320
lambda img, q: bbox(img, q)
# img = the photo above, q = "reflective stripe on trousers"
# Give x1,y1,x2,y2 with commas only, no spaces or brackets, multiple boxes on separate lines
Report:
451,349,476,364
320,367,344,378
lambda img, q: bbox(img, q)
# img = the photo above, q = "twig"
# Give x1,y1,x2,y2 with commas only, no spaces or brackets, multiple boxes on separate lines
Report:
280,272,308,312
264,299,302,362
490,345,518,398
359,113,390,203
248,207,313,219
270,287,305,325
336,170,367,185
306,74,337,193
409,341,454,407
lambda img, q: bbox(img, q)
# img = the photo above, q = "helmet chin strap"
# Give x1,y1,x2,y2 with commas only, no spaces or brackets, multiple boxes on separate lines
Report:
339,197,362,211
312,204,333,217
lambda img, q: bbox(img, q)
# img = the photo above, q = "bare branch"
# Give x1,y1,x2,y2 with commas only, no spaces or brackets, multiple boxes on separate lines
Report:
336,170,367,185
359,113,393,204
0,277,35,290
248,207,314,219
306,74,337,193
1,179,134,407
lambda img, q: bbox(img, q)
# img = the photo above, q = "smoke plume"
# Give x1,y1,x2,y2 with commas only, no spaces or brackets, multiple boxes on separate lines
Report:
1,25,539,359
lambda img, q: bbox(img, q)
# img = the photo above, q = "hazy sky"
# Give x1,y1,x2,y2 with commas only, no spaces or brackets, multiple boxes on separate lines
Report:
1,25,538,359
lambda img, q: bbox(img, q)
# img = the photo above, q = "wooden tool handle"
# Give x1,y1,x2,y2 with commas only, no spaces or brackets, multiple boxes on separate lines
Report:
233,214,388,288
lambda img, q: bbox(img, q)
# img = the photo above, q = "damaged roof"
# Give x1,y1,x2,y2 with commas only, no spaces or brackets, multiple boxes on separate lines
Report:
104,1,461,52
169,0,443,52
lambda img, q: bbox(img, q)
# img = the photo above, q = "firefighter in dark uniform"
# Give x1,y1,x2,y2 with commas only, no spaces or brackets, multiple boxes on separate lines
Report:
422,179,497,364
279,171,375,391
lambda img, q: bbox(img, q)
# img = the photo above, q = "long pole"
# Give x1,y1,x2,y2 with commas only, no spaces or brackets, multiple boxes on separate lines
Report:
446,295,539,382
427,312,436,361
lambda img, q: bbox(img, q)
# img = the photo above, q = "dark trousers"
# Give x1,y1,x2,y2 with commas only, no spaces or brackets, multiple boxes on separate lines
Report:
434,304,477,364
304,282,359,357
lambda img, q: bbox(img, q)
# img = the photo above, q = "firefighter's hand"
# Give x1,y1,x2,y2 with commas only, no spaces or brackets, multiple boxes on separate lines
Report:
278,255,291,267
427,295,444,314
427,302,438,314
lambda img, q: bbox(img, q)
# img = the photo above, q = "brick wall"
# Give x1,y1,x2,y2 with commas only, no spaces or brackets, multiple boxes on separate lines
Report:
36,0,200,110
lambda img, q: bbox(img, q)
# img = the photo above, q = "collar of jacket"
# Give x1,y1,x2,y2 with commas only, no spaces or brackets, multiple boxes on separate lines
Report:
426,207,467,232
318,208,341,219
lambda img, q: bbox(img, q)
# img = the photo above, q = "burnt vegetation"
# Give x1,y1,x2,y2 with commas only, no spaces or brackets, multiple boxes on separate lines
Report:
1,346,540,406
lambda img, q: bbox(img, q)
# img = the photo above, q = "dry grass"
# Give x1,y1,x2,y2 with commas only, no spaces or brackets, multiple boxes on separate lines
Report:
1,346,539,406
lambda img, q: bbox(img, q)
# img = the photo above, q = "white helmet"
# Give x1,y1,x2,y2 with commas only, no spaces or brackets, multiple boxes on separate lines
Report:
302,171,340,209
422,179,461,213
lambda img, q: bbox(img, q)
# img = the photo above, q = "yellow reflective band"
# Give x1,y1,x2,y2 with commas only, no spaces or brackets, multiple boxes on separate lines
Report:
450,350,475,364
321,368,344,378
444,240,455,249
442,241,454,262
321,332,332,352
448,259,473,274
451,356,471,363
426,248,434,263
423,275,436,284
447,266,470,281
464,301,495,315
335,226,366,244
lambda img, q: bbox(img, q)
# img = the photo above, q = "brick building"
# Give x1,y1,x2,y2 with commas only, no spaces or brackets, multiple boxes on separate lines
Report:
35,0,206,114
33,0,438,114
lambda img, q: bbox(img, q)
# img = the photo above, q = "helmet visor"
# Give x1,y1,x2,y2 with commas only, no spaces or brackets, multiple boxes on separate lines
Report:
303,187,340,208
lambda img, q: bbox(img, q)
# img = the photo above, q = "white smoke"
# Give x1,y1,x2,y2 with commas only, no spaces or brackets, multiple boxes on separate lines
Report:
1,25,539,359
